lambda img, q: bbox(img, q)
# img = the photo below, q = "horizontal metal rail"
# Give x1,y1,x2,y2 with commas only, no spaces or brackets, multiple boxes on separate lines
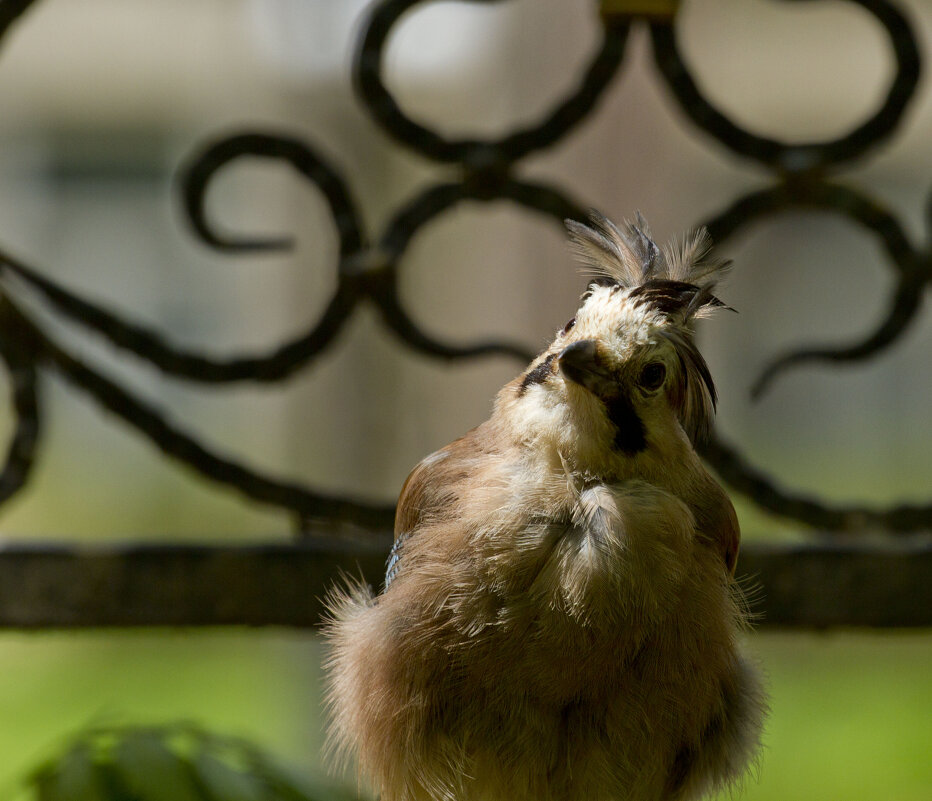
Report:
0,539,928,629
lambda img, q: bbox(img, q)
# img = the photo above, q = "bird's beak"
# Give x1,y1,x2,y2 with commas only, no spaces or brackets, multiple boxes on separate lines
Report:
559,339,614,396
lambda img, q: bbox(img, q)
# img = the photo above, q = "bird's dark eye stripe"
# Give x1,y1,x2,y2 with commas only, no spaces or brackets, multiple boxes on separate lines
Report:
604,394,647,454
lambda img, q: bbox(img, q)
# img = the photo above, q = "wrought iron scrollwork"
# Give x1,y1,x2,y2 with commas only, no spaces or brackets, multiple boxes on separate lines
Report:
649,0,921,172
0,297,40,506
700,180,925,399
0,0,928,536
354,0,630,164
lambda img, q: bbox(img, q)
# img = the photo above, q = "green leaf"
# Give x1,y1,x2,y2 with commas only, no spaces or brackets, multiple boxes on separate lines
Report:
251,756,359,801
34,745,109,801
110,732,204,801
191,752,269,801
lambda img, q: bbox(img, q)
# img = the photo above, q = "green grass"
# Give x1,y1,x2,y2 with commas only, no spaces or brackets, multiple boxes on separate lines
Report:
0,630,929,801
731,632,932,801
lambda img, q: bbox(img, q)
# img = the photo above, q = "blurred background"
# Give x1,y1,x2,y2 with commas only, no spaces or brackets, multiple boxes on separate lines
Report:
0,0,929,799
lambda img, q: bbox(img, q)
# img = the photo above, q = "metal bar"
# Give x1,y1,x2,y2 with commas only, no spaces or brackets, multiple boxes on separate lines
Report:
0,540,928,629
736,541,932,628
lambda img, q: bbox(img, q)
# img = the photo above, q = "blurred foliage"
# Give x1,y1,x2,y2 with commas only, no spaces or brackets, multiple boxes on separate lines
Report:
25,723,359,801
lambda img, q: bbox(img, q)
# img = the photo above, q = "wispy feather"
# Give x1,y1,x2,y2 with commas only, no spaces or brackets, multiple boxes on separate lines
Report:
565,210,732,323
659,328,718,444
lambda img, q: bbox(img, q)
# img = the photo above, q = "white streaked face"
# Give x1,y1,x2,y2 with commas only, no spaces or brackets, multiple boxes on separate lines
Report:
506,280,717,459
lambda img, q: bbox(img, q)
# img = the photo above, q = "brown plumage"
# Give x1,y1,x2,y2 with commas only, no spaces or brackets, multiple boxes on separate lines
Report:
324,211,766,801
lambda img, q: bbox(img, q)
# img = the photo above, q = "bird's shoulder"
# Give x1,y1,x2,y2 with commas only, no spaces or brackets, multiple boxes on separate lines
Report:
387,422,504,588
395,422,498,537
685,472,741,575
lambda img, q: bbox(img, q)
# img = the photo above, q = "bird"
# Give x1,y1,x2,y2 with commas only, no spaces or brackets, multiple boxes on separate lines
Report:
323,211,766,801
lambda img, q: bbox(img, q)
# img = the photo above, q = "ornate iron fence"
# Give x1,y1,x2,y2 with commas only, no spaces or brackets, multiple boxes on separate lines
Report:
0,0,929,628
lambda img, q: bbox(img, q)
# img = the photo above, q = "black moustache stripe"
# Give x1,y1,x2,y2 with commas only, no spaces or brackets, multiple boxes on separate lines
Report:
604,393,647,455
517,353,557,396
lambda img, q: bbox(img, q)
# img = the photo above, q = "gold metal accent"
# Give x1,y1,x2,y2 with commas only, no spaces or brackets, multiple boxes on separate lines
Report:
600,0,679,21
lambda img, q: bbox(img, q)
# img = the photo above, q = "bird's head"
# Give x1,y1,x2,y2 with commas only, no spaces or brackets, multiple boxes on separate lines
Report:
496,211,732,477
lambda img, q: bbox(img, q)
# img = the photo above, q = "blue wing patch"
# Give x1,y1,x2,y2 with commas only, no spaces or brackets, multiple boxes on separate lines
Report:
384,531,410,590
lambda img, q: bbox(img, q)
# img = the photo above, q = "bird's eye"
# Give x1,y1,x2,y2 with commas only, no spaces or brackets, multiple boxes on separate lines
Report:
638,362,666,391
561,317,576,335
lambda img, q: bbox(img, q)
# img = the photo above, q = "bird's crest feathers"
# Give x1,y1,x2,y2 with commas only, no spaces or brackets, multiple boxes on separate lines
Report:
565,210,732,323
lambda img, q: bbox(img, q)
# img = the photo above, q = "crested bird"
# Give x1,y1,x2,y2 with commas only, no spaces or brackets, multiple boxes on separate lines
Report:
324,211,766,801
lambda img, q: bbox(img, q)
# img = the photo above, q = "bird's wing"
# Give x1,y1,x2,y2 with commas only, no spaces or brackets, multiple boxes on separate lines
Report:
387,424,489,589
691,479,741,576
718,497,740,576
